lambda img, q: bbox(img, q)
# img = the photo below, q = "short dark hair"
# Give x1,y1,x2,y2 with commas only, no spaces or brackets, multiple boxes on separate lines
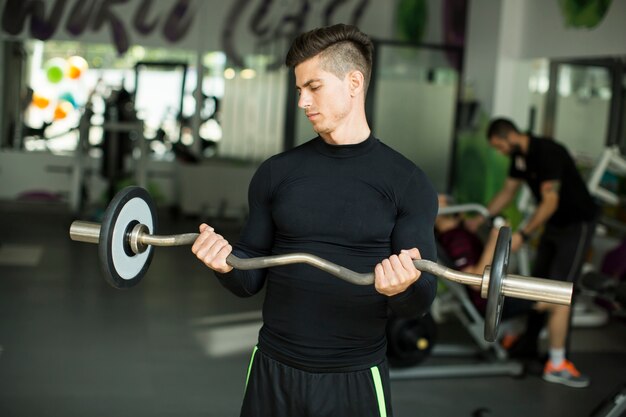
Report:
486,118,520,140
285,24,374,93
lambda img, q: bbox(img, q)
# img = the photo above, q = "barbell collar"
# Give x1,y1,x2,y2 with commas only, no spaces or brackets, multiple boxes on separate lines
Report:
130,223,149,254
70,221,100,244
481,266,491,299
502,274,572,305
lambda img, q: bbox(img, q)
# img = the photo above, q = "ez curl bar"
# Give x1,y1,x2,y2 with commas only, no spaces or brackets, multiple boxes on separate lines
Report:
69,186,572,342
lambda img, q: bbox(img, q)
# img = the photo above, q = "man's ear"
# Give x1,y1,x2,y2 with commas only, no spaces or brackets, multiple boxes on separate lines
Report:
348,70,365,96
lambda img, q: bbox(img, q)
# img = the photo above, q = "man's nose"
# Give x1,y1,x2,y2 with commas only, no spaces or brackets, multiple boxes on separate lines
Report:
298,92,310,109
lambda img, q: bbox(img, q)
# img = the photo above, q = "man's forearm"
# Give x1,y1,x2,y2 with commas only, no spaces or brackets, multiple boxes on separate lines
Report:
521,196,558,235
487,189,515,217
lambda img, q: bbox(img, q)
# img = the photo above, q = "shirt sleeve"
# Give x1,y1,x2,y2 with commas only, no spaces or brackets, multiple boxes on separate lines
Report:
508,155,524,179
215,159,275,297
386,167,439,317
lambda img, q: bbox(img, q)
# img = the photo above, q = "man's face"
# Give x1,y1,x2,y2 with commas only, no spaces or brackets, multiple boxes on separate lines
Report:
294,55,353,136
489,135,513,156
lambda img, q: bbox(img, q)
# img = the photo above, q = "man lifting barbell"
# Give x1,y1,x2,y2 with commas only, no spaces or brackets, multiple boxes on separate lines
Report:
69,25,571,417
193,24,435,417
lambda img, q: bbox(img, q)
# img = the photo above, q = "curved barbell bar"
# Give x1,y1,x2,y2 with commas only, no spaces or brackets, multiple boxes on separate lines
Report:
70,220,572,306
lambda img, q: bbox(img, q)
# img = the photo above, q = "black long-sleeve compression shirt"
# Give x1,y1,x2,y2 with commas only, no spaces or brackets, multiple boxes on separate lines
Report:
216,134,438,371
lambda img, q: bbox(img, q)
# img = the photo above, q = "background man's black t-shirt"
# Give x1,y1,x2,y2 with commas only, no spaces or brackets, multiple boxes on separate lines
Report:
508,136,597,226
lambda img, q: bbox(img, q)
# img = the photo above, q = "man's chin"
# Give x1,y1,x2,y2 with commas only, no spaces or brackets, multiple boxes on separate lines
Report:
310,124,323,134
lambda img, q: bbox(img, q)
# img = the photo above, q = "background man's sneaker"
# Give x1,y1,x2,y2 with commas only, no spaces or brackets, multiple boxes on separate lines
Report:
543,360,590,388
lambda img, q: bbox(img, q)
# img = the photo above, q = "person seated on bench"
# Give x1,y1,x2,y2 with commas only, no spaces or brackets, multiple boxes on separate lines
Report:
435,195,530,347
435,195,502,310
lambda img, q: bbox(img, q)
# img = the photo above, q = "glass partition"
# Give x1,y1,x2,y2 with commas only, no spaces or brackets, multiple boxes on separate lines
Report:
371,43,460,192
553,64,612,161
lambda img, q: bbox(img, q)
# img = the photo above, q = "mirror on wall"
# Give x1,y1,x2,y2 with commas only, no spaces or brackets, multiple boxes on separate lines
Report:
542,57,626,162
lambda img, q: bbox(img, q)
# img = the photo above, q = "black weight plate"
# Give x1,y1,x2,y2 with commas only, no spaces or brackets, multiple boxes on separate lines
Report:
98,186,157,289
386,313,437,368
484,226,511,342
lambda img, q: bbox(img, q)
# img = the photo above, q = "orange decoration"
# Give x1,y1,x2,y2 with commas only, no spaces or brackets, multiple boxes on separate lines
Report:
31,93,50,109
54,100,74,120
66,56,88,79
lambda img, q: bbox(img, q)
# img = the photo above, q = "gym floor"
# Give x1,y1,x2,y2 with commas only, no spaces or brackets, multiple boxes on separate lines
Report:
1,202,625,417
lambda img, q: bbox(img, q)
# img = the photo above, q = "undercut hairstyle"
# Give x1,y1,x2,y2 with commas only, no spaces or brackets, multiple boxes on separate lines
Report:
486,118,521,140
285,24,374,93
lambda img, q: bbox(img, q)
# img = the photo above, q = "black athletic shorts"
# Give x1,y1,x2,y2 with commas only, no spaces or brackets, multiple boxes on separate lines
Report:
533,220,596,283
499,220,595,317
240,347,393,417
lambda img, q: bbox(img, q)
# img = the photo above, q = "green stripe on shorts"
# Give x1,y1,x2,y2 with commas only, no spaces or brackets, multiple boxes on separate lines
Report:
370,365,387,417
245,346,259,390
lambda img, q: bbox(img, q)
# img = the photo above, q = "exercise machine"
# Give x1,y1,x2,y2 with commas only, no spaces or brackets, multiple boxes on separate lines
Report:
389,203,524,379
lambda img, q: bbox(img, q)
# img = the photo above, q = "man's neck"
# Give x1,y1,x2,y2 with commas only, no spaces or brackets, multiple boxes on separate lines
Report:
321,126,371,145
518,133,530,154
319,110,371,145
510,133,530,155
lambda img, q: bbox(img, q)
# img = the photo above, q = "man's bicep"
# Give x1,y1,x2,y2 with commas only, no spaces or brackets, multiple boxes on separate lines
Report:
540,179,561,198
391,172,438,261
236,161,275,256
